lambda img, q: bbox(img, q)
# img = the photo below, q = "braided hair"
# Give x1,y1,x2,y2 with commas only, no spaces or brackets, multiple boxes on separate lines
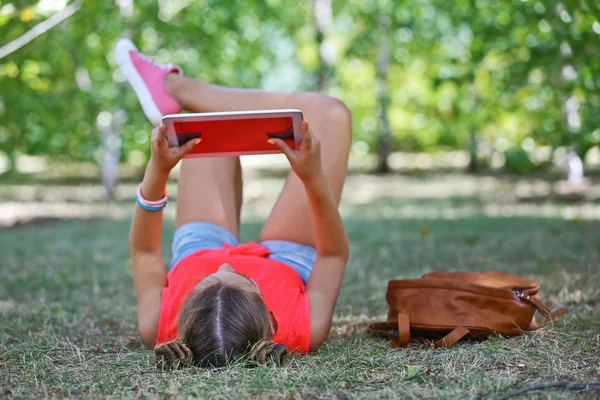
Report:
248,339,288,366
154,338,194,370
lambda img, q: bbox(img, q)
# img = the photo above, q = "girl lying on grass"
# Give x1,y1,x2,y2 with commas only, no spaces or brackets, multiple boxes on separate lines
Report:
116,39,351,368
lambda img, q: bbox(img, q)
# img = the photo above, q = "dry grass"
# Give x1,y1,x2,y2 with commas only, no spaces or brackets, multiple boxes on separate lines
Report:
0,173,599,399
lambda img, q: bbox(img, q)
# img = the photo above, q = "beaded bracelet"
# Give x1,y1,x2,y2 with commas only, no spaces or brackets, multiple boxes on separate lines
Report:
135,183,168,211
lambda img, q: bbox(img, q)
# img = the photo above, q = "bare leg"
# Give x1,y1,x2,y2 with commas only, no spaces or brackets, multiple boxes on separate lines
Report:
175,157,241,237
167,74,351,247
234,159,242,226
170,80,244,233
259,101,351,246
166,75,304,113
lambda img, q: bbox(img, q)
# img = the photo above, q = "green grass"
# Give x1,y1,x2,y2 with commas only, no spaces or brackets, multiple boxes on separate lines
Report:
1,173,599,399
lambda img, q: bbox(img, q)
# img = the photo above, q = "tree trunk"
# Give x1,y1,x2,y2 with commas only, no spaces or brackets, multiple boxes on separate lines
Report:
564,95,583,183
375,15,392,174
100,109,125,199
467,84,479,173
313,0,333,92
5,124,22,174
100,126,119,199
467,0,479,174
468,130,478,173
315,30,327,92
7,150,17,174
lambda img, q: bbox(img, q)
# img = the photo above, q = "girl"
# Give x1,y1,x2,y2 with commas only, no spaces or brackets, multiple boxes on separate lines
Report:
116,39,351,368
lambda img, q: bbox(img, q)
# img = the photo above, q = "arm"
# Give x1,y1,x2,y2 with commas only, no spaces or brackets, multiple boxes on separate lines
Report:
130,124,199,346
271,121,349,349
303,172,349,349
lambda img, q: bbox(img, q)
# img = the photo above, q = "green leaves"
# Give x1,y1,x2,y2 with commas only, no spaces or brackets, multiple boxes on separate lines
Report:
0,0,598,172
406,364,422,379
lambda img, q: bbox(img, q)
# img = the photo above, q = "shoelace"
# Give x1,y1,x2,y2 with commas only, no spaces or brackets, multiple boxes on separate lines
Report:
134,51,175,71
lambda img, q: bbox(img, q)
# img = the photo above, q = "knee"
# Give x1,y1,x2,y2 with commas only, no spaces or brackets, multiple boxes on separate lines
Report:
327,97,352,128
314,95,352,142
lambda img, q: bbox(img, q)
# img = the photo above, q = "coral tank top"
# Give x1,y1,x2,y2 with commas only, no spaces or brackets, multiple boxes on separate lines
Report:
156,242,310,353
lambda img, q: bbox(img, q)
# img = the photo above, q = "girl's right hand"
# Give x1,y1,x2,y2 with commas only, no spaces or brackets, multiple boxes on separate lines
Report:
270,119,324,184
149,123,200,173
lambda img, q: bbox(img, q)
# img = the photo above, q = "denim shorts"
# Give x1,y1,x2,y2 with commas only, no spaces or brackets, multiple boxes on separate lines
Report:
170,222,316,285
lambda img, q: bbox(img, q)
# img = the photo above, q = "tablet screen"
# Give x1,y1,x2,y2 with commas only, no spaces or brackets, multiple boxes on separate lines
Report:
174,116,296,155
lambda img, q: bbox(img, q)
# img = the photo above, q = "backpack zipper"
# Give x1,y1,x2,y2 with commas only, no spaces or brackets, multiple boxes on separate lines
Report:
513,290,530,300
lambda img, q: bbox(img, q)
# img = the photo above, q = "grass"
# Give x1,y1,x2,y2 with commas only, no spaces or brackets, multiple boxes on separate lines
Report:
1,172,599,399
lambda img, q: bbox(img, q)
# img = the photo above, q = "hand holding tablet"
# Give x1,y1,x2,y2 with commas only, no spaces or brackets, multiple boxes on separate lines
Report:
162,109,304,158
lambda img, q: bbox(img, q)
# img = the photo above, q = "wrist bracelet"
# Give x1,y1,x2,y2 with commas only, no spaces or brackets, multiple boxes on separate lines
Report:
135,194,168,211
137,183,168,205
136,183,168,211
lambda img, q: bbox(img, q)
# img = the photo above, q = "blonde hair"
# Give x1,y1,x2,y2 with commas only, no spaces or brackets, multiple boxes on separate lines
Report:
154,282,287,369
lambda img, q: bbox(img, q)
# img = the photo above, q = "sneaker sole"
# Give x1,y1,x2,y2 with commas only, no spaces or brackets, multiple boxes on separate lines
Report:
115,38,163,125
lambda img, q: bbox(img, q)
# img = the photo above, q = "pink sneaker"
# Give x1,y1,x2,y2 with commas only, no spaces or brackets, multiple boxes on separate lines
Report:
115,38,182,125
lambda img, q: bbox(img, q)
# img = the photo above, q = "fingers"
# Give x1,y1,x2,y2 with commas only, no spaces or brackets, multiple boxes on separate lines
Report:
152,123,167,141
270,138,295,161
174,137,201,158
157,123,167,140
300,119,312,151
151,124,169,153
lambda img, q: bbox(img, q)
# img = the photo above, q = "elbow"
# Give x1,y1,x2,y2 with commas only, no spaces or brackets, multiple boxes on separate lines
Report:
309,337,327,351
309,324,331,350
139,322,158,348
141,333,156,348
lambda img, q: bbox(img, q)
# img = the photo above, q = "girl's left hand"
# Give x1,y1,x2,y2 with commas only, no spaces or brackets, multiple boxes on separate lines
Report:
270,119,324,184
149,123,200,173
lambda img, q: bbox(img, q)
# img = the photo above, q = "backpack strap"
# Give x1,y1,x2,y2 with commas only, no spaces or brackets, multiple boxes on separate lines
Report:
536,308,567,329
390,313,411,347
418,326,471,348
429,326,471,348
390,315,470,348
522,295,567,329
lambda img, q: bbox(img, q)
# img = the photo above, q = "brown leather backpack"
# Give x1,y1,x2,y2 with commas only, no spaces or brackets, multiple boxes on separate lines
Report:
367,271,566,348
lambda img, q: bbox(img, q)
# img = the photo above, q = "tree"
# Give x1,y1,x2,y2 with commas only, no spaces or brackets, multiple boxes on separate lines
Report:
1,0,599,177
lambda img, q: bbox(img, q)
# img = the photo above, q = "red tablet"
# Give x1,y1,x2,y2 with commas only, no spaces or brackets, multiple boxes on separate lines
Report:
162,109,303,157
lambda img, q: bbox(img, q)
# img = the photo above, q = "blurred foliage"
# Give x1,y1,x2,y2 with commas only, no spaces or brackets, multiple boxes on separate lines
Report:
0,0,599,173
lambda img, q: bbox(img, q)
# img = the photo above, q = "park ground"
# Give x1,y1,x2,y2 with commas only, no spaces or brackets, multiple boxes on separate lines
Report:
0,158,599,399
